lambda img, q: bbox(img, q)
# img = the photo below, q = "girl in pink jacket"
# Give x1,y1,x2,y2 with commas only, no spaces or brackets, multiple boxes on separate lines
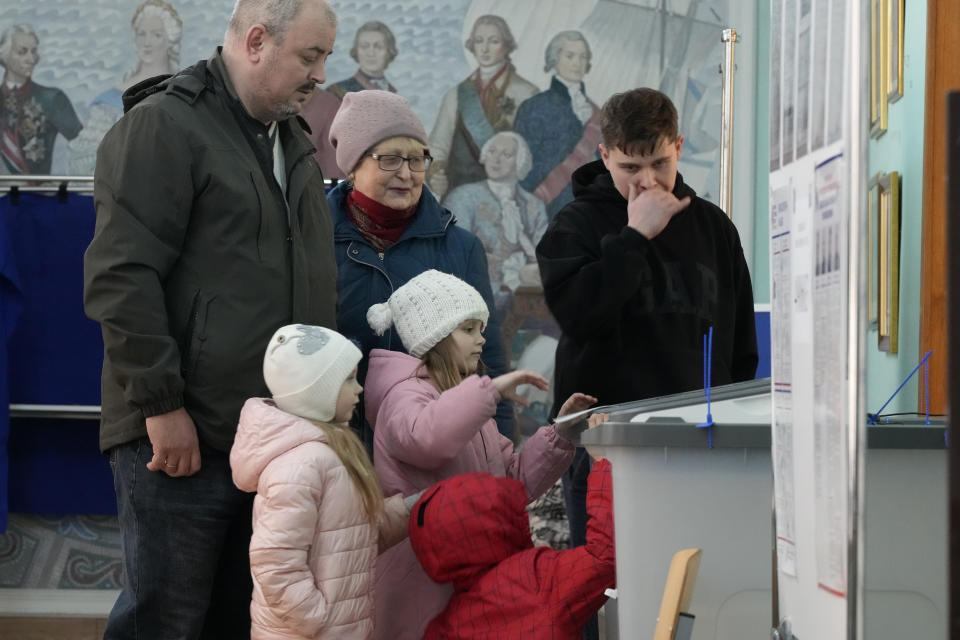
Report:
363,270,598,639
231,325,413,640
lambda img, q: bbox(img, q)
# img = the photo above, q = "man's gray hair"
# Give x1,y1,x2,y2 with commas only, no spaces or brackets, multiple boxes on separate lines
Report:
227,0,336,43
0,24,38,67
544,30,591,74
480,131,533,182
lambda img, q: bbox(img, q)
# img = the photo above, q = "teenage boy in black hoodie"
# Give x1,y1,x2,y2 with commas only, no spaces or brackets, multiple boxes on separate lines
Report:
535,87,758,640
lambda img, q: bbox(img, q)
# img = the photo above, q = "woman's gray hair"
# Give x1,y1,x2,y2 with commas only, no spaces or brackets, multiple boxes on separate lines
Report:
130,1,183,76
227,0,337,43
464,15,516,57
350,21,397,66
0,24,38,68
544,30,591,74
480,131,532,182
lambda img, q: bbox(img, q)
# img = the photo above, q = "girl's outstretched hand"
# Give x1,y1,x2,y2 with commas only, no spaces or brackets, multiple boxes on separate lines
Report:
556,392,599,419
492,370,549,407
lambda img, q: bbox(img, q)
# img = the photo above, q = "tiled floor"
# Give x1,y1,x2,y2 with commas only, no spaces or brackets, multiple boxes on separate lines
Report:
0,515,122,590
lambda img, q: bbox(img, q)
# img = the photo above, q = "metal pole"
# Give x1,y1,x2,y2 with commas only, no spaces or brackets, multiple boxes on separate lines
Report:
9,404,101,420
719,28,738,218
0,175,339,193
846,2,868,638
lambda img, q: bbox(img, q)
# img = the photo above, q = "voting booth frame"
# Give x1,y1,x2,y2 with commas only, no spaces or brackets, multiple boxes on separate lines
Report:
947,90,960,640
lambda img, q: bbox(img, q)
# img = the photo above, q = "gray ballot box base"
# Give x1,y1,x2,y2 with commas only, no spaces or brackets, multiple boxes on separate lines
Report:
579,379,946,640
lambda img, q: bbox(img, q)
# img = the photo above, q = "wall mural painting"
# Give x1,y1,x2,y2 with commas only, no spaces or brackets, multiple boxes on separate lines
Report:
1,0,731,431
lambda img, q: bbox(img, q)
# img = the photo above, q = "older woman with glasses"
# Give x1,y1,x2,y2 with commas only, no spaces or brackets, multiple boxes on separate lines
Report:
326,90,512,450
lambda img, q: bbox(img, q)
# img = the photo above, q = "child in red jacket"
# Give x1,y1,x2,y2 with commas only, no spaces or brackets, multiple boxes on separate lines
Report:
409,453,615,639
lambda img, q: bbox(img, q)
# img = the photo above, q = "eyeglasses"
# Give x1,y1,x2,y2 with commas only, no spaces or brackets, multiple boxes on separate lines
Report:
368,153,433,172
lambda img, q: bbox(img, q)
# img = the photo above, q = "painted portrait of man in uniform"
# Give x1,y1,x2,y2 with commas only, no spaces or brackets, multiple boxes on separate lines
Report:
327,21,398,97
426,14,538,200
0,24,81,175
302,20,401,180
514,30,601,218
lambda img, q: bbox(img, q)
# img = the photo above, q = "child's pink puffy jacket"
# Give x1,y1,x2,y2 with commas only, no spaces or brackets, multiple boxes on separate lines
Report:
231,398,409,639
363,349,575,639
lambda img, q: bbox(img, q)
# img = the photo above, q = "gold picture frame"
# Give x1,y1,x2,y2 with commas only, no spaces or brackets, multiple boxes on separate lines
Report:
867,173,882,327
877,171,900,352
870,0,888,138
887,0,904,103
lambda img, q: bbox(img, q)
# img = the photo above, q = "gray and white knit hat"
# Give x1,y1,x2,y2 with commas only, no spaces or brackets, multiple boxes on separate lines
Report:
262,325,362,422
366,270,490,358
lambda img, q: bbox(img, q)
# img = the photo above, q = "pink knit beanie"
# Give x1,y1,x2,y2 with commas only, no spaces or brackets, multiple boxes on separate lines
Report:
328,90,429,174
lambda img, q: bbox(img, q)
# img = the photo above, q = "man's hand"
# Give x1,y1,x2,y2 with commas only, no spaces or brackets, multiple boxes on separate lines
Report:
626,182,691,239
145,407,202,477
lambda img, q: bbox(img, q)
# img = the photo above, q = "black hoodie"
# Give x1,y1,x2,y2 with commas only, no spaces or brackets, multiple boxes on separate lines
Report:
535,160,758,412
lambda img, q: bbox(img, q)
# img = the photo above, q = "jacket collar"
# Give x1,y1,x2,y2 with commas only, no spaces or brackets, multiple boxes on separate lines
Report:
329,182,453,243
549,74,585,97
206,48,316,167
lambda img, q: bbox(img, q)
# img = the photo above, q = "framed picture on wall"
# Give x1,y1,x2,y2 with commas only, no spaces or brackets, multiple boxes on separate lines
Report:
887,0,904,103
867,173,882,328
870,0,888,137
877,171,900,353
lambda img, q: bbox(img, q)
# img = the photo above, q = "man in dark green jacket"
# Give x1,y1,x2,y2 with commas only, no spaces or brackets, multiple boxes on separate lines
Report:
83,1,339,636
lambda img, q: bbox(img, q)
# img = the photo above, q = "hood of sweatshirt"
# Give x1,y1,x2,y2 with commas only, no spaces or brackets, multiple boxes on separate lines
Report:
570,158,696,205
230,397,329,492
409,471,533,590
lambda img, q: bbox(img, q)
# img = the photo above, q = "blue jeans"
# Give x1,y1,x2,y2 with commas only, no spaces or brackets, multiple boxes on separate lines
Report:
562,447,598,640
105,438,254,640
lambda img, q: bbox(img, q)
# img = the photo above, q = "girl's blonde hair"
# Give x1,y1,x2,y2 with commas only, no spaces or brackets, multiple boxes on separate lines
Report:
311,420,384,521
418,332,486,393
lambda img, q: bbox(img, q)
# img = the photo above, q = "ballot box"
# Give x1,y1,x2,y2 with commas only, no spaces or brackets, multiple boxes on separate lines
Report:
576,380,946,640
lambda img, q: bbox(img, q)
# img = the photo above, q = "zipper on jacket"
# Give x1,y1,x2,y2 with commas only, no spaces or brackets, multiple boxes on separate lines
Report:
346,243,397,350
378,251,384,261
347,244,394,289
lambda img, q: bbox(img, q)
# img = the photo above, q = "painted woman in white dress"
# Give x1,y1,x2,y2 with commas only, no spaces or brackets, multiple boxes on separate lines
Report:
69,0,181,175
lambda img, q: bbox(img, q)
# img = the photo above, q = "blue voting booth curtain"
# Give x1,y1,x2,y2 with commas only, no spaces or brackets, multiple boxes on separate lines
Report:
1,192,112,528
755,308,771,379
0,197,24,532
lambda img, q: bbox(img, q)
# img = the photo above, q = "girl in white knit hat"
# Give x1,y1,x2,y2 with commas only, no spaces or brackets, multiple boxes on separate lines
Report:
230,325,419,640
363,270,598,639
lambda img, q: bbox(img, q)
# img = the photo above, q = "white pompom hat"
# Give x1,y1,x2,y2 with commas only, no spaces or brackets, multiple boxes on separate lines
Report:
366,270,490,358
262,324,362,422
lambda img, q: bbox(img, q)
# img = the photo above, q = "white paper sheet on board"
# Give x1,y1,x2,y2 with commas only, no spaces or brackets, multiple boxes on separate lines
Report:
782,0,797,165
812,153,848,597
771,184,797,576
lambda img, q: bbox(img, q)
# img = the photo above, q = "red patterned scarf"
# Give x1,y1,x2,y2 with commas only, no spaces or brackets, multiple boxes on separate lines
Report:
346,188,417,252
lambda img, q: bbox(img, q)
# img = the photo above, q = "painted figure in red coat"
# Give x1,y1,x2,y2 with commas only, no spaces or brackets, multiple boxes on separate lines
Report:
410,451,615,639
